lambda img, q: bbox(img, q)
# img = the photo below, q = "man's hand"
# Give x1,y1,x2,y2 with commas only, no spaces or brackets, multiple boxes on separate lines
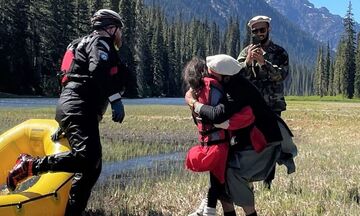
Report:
253,47,265,65
110,99,125,123
246,44,264,66
51,127,64,141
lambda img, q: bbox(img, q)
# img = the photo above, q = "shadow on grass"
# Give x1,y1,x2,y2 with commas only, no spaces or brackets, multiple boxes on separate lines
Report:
83,209,108,216
347,187,360,205
83,209,167,216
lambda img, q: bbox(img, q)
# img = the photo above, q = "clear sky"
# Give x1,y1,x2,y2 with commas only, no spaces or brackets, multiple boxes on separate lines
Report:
310,0,360,23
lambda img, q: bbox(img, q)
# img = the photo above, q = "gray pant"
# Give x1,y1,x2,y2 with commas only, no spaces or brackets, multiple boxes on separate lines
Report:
226,121,297,206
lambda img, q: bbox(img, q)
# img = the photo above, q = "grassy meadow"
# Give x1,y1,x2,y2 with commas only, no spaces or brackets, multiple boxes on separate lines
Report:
0,100,359,215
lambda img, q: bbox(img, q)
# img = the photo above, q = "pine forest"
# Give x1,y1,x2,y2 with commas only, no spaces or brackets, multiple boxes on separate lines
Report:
0,0,359,98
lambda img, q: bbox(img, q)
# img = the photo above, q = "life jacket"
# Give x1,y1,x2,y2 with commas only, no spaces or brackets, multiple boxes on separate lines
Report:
195,77,228,146
185,77,266,183
58,37,83,87
194,77,268,151
186,77,229,183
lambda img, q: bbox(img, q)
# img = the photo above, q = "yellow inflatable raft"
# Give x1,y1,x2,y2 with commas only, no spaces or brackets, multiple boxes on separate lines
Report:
0,119,73,216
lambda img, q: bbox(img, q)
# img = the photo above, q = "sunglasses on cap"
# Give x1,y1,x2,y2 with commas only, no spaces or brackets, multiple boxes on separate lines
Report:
251,27,267,34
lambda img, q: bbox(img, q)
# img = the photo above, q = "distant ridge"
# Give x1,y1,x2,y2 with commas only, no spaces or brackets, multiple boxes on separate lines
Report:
143,0,320,65
266,0,360,50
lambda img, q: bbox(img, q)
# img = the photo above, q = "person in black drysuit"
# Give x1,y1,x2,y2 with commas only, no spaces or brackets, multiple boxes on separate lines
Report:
7,9,127,216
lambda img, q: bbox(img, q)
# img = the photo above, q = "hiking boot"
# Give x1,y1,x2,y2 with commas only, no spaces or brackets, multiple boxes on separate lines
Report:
7,154,35,191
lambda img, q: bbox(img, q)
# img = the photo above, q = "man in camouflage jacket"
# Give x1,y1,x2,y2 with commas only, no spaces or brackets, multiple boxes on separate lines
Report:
237,15,289,190
237,15,289,115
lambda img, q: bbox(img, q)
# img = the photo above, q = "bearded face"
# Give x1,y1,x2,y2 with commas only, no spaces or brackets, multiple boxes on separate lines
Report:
251,22,270,45
260,31,270,44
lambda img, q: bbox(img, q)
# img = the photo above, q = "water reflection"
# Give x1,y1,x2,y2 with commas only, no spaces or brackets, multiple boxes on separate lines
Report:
98,152,185,187
100,152,184,182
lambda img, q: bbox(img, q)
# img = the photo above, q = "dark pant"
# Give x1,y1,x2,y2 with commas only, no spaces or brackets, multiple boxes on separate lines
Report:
264,166,276,184
264,110,281,185
33,104,102,215
207,173,225,208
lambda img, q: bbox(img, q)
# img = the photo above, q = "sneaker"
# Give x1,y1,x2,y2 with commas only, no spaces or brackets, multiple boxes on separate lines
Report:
203,207,216,216
7,154,35,191
188,212,202,216
188,198,208,216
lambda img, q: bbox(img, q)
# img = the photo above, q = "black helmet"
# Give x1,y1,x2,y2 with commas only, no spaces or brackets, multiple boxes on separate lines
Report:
91,9,124,29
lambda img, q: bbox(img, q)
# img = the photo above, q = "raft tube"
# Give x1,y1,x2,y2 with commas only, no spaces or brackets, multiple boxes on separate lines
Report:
0,119,73,216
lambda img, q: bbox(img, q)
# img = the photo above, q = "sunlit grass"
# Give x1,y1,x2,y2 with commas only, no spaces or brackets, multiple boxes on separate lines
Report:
1,101,360,215
89,101,360,215
0,105,197,161
286,95,360,102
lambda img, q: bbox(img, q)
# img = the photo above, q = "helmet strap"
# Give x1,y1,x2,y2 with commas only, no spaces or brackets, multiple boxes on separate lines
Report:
111,27,118,39
102,26,118,40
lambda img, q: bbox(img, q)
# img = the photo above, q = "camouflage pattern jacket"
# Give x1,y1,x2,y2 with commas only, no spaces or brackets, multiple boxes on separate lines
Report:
237,40,289,112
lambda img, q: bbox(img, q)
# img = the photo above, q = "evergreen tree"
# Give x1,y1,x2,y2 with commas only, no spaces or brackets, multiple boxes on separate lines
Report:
285,64,296,95
166,25,181,96
324,42,331,95
355,32,360,97
0,0,323,97
75,0,91,37
342,1,356,98
160,20,170,96
189,19,206,58
209,21,220,55
150,7,166,96
28,0,50,95
329,61,335,96
173,14,186,84
287,63,314,96
314,46,324,96
2,0,32,94
63,0,77,40
226,17,241,58
0,0,9,92
0,0,12,92
134,0,152,97
40,0,76,95
220,27,228,54
109,0,120,11
119,0,138,97
333,37,346,96
181,17,192,66
242,23,251,49
89,0,104,14
304,64,315,96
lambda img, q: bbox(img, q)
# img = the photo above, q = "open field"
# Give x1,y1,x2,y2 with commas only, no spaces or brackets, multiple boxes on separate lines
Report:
286,95,360,102
0,101,359,215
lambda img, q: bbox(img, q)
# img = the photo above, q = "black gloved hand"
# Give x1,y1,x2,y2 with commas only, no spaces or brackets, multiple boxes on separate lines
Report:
110,99,125,123
51,127,65,141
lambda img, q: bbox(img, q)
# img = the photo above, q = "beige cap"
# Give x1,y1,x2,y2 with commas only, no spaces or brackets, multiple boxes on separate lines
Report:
206,54,241,76
247,15,271,28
